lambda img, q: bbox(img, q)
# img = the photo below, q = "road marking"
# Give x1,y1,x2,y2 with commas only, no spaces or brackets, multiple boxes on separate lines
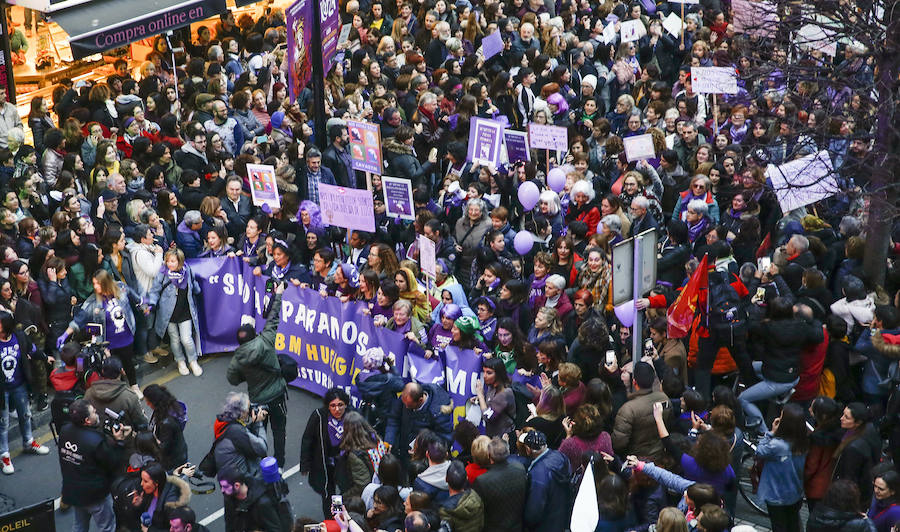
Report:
199,463,301,526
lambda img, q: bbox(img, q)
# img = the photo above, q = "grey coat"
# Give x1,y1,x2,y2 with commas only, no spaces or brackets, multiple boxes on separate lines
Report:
145,266,203,357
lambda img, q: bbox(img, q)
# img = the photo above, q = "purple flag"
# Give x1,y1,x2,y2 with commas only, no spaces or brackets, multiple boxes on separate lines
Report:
482,30,504,60
186,257,257,354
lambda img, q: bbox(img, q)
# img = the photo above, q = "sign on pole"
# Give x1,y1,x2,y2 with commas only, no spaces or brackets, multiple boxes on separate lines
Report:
764,150,839,213
246,164,281,210
418,234,436,279
612,238,634,306
527,123,569,151
382,176,416,220
620,20,646,43
637,228,658,296
690,67,739,94
319,0,341,72
318,183,376,231
482,29,504,60
346,120,383,174
467,117,505,167
286,0,314,102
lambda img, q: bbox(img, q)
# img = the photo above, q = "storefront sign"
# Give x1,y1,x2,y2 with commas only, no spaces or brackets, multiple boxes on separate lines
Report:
0,499,56,532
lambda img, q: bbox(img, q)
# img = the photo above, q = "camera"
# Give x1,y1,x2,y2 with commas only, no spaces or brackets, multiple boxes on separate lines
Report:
265,278,285,294
251,404,269,418
103,408,126,435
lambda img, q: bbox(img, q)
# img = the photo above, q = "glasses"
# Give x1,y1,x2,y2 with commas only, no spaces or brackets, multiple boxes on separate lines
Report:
692,184,705,190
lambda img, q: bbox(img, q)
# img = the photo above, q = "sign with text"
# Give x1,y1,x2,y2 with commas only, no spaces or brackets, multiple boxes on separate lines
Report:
623,134,656,162
320,0,341,72
418,234,436,279
246,164,281,210
528,123,569,151
467,117,504,167
504,130,530,163
765,150,840,213
482,29,504,60
318,184,376,231
346,119,383,174
0,499,56,532
691,67,739,94
382,176,415,220
620,19,646,43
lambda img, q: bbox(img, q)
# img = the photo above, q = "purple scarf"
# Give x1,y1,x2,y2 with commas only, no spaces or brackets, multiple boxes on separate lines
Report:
163,267,189,290
529,275,548,307
271,261,291,280
687,217,709,243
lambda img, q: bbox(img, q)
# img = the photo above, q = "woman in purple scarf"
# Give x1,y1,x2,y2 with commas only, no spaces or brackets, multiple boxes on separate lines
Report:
685,199,712,244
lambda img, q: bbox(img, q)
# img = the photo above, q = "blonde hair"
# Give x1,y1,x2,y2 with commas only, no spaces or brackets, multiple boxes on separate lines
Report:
471,435,491,466
164,248,185,269
92,269,121,299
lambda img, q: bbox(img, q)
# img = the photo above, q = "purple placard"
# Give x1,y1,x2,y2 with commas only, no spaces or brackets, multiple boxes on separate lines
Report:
504,130,530,163
528,123,569,151
467,117,504,167
347,119,383,174
287,0,313,102
382,176,415,220
407,343,445,384
482,29,504,60
318,183,376,231
320,0,341,73
443,346,483,426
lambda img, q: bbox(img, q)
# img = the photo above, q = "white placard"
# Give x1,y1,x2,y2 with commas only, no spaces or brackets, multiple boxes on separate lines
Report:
690,66,739,94
601,21,617,44
612,238,634,306
668,0,699,4
797,24,838,56
764,150,840,213
418,234,436,279
623,134,656,162
620,20,646,43
662,13,682,37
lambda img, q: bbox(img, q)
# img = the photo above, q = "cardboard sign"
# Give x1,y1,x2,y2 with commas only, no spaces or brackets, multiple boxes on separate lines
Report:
601,21,617,44
482,29,504,60
467,117,505,167
246,164,281,210
764,150,840,213
418,234,437,278
620,19,646,43
623,134,656,162
528,123,569,151
662,12,682,37
318,184,376,231
691,66,739,94
346,119,383,174
504,130,531,163
382,176,415,220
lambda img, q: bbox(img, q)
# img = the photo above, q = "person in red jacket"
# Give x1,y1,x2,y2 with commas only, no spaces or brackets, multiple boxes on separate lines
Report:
566,180,601,237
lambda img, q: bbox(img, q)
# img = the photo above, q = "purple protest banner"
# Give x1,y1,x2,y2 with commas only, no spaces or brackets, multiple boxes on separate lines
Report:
482,29,504,60
467,117,504,167
503,130,530,163
346,120,383,174
382,176,415,220
320,0,341,73
318,183,376,232
276,286,408,399
406,343,445,385
443,346,483,426
286,0,313,102
186,257,257,354
528,123,569,151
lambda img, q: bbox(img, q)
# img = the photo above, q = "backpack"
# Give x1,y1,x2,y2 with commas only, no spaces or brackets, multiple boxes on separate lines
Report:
510,382,534,429
708,274,744,330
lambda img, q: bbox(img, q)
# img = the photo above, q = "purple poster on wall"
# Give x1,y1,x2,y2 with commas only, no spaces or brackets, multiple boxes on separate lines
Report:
319,0,341,74
467,117,504,167
504,130,530,163
286,0,313,102
382,176,415,220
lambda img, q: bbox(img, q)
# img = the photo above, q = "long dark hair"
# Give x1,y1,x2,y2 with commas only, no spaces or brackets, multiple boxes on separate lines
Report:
79,243,103,280
774,403,810,455
596,473,629,519
482,356,511,390
143,384,181,420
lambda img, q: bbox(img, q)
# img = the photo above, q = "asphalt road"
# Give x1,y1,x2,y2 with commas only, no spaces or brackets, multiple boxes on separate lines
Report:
0,352,781,531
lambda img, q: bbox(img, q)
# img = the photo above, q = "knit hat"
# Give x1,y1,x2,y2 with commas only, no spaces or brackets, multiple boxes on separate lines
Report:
582,74,597,90
440,303,462,321
801,215,830,232
518,430,547,450
270,111,285,130
123,117,136,130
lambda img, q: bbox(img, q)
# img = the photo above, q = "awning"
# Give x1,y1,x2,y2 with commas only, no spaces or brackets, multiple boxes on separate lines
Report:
49,0,228,59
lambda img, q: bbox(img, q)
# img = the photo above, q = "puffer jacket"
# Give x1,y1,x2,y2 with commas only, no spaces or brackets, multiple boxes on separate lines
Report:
806,504,876,532
211,417,268,480
523,449,572,532
439,489,484,532
383,137,434,185
859,328,900,397
226,293,286,405
612,388,670,461
749,317,824,383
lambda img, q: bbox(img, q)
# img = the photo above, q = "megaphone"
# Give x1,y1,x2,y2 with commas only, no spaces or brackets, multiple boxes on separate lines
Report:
614,300,635,327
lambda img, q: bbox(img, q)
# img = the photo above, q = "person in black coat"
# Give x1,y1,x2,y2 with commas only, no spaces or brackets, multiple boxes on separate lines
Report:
221,176,255,240
296,149,338,203
657,220,691,288
382,127,436,187
178,171,207,212
143,384,188,472
520,430,571,532
130,462,191,531
628,196,660,238
300,388,351,516
174,132,210,176
472,437,528,532
321,125,357,188
217,466,284,532
806,479,876,532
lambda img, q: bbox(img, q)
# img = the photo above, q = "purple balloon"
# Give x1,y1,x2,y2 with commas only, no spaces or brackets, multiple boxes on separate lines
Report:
514,231,534,255
547,168,566,193
518,181,540,210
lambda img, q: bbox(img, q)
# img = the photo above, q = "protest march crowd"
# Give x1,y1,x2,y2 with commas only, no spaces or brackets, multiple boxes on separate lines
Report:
0,0,899,531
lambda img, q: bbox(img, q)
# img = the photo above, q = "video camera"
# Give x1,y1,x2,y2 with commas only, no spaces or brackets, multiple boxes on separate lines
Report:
103,408,127,436
76,322,108,380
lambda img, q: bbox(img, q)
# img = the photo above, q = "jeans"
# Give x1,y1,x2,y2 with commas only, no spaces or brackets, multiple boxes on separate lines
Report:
73,494,116,532
1,385,33,454
167,321,196,363
262,393,287,467
767,500,802,532
694,328,755,401
739,361,798,434
133,308,158,357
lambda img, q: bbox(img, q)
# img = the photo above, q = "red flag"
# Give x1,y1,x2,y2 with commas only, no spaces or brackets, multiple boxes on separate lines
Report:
667,255,709,338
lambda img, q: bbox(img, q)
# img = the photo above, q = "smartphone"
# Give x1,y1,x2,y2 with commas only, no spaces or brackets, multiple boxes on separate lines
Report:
256,135,269,144
330,495,343,515
303,525,322,532
656,400,669,410
644,338,654,355
605,349,616,366
76,357,84,373
757,256,771,272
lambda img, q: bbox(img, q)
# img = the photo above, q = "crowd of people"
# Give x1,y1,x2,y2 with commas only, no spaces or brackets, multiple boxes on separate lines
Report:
0,0,898,531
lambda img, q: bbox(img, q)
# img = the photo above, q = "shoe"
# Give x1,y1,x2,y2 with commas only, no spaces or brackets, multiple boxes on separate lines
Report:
1,454,13,474
189,360,203,376
154,345,171,357
143,352,158,364
24,440,49,455
36,395,49,412
131,384,143,400
177,361,189,376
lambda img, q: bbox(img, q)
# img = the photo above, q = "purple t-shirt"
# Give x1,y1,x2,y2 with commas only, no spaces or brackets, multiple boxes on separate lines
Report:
327,415,343,448
0,335,24,388
104,297,133,349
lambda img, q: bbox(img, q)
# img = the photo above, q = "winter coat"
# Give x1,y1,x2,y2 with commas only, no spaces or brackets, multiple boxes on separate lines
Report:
145,266,203,355
128,242,164,296
300,407,342,495
523,449,572,532
234,107,265,138
226,293,286,405
807,504,877,532
101,249,139,292
343,449,376,499
414,461,451,504
37,277,74,327
175,221,204,259
868,496,900,532
559,432,614,475
150,406,188,471
385,382,453,452
858,327,900,397
454,215,492,288
229,477,284,532
749,317,824,383
68,282,141,338
472,460,528,532
612,388,669,461
804,426,842,501
135,475,191,531
83,378,149,430
439,489,484,532
383,138,434,186
833,424,883,503
212,417,268,480
57,422,126,506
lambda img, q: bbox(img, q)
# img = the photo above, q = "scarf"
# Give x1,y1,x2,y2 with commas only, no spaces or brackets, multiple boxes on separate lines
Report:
417,105,438,130
243,234,263,257
105,100,118,119
687,216,709,243
272,261,291,280
165,267,189,290
529,275,547,307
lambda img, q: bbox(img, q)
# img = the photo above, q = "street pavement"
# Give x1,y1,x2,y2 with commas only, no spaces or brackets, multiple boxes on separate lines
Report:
0,352,779,531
